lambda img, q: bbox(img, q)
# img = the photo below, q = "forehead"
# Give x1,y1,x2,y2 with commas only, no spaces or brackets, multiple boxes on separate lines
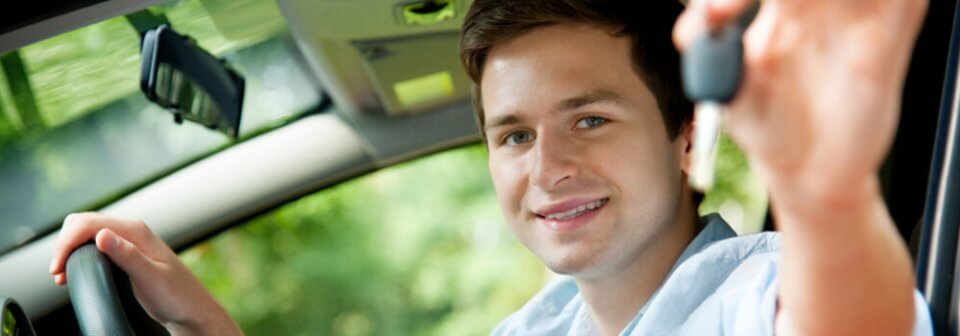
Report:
479,24,654,124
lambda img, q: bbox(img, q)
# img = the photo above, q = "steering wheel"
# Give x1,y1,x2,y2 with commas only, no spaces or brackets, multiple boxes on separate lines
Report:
66,244,135,336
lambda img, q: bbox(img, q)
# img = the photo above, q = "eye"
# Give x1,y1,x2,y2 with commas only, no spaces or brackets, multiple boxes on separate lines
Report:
502,130,534,146
575,116,608,129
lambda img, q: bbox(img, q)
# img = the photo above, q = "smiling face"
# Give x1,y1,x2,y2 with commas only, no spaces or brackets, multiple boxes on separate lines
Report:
482,24,695,279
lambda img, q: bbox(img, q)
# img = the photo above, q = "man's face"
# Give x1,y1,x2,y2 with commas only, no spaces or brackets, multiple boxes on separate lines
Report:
481,24,692,279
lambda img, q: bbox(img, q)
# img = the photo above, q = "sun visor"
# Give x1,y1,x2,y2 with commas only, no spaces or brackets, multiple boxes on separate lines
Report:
278,0,472,116
354,33,469,114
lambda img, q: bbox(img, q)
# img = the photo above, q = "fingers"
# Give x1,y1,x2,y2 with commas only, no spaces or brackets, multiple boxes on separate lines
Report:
674,0,755,51
705,0,754,26
50,212,164,283
95,229,158,279
51,229,159,286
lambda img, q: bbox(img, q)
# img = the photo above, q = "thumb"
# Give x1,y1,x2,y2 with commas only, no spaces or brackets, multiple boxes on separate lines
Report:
675,0,755,51
95,229,157,277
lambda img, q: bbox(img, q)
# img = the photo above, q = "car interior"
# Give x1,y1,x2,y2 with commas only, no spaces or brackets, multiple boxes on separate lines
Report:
0,0,959,334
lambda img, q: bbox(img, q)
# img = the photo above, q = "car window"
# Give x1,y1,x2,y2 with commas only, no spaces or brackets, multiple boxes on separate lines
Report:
0,0,318,254
180,145,549,334
180,141,767,334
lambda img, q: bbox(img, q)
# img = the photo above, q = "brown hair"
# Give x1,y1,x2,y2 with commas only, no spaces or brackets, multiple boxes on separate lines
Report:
459,0,693,140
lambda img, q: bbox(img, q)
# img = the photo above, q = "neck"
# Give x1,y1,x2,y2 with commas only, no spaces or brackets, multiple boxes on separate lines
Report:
575,201,699,336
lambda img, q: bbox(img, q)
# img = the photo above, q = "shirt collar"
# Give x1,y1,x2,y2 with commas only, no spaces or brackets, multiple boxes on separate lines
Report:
673,213,738,270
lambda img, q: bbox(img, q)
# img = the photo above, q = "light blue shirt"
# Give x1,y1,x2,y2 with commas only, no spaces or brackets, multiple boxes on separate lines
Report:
492,214,933,335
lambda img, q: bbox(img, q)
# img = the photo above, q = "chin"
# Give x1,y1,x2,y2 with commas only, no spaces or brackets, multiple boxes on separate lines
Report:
538,246,602,276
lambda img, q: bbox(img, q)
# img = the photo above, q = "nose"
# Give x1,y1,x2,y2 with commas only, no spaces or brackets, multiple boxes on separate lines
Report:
530,131,579,190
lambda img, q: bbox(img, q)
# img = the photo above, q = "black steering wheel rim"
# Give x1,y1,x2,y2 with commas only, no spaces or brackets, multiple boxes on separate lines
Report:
66,244,135,336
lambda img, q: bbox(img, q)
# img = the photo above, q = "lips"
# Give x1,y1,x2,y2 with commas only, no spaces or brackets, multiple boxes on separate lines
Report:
533,197,609,233
534,197,609,221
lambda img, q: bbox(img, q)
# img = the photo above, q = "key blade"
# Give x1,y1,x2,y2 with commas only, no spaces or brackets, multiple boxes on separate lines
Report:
690,102,723,191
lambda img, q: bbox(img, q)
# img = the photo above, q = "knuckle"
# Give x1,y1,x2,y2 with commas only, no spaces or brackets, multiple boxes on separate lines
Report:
133,220,150,232
117,239,134,257
60,213,110,244
131,220,155,242
61,216,93,237
64,211,104,229
63,212,89,227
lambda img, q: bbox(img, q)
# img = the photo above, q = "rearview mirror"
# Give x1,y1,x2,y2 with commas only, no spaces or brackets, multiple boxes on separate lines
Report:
1,297,35,336
139,24,245,138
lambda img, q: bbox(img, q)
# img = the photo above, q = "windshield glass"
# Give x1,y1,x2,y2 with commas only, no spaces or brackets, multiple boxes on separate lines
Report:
0,0,320,254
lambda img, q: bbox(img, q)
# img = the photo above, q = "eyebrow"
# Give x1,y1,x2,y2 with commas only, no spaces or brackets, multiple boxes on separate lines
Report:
483,89,623,131
554,89,624,112
485,114,522,132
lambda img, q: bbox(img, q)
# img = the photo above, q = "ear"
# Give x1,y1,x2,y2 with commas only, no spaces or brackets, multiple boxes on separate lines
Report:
678,120,695,176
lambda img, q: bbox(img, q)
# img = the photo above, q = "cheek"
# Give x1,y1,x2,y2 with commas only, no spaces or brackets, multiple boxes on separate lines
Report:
489,155,527,213
599,135,683,199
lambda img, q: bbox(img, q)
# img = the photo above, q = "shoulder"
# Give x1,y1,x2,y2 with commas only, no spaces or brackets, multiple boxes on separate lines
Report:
630,231,782,334
700,231,781,262
491,275,586,336
670,231,781,288
676,249,781,336
688,231,782,312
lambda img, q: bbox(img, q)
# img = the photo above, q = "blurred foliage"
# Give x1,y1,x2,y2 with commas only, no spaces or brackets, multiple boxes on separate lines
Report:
699,133,768,234
180,145,552,335
15,16,141,129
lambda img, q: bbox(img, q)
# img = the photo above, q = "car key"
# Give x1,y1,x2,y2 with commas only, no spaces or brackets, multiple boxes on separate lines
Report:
681,3,757,191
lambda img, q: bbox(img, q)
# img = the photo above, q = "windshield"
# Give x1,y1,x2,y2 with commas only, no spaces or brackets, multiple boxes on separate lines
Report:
0,0,320,254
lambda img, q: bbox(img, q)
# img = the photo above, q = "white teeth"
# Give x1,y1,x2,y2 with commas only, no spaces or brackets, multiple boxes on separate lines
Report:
544,199,607,220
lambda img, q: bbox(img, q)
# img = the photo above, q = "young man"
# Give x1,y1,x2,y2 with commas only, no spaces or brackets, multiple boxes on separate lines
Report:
462,0,931,334
49,0,932,335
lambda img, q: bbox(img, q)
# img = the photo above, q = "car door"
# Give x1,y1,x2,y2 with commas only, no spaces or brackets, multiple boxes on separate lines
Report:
915,0,960,335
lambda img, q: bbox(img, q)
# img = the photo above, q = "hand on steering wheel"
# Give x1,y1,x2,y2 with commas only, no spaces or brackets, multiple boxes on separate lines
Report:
51,213,242,335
